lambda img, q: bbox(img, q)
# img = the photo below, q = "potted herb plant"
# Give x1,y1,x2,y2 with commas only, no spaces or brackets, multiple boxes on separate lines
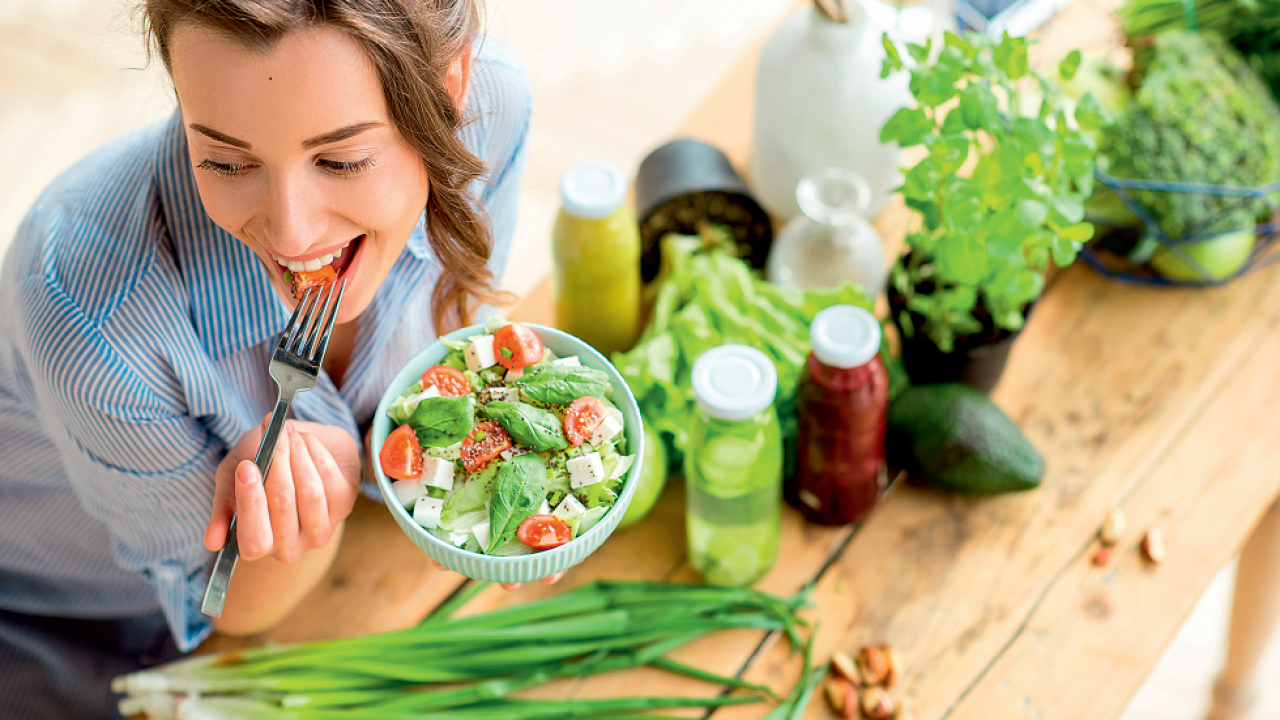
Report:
879,31,1103,392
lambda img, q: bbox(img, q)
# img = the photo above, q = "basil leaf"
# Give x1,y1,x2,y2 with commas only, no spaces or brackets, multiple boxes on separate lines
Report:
483,401,568,451
488,453,548,552
513,364,608,405
407,395,475,447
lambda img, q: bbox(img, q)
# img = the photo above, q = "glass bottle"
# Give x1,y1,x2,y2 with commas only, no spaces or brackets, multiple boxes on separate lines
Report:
787,305,889,525
766,167,887,296
685,345,783,587
552,159,642,358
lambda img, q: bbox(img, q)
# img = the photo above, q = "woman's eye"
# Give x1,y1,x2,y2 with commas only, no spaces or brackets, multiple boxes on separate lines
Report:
316,157,376,176
197,159,252,178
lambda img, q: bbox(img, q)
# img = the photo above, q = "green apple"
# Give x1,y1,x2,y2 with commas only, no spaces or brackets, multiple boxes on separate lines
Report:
1150,229,1256,282
618,423,668,529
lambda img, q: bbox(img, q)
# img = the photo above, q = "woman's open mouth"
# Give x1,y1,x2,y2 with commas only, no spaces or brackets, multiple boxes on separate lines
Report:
275,234,365,298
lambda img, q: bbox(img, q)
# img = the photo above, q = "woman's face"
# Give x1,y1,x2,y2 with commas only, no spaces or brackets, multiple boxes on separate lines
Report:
170,25,430,322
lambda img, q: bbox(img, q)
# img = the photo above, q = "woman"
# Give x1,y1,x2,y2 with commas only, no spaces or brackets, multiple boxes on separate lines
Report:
0,0,530,716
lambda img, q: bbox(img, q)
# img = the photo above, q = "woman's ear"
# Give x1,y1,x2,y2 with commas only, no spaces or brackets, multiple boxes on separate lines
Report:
444,46,473,110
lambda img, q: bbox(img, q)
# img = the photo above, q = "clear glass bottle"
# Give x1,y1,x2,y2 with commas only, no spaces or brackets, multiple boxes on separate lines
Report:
552,159,642,358
786,305,889,526
685,345,783,587
766,167,887,296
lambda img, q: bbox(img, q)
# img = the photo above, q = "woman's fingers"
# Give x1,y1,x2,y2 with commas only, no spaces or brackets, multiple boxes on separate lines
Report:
232,459,273,560
290,425,331,549
205,415,269,552
263,425,302,562
298,427,357,525
204,462,238,552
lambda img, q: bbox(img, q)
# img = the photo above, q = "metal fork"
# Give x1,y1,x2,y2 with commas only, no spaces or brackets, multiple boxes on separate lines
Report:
200,280,347,618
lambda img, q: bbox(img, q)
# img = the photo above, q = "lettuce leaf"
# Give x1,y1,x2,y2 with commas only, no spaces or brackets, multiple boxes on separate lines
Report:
611,228,887,476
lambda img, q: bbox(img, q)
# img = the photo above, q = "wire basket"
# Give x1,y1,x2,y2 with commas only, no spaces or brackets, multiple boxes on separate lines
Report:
1079,167,1280,287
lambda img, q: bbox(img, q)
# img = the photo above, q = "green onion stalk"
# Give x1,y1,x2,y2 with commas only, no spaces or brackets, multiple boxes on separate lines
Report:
114,581,814,719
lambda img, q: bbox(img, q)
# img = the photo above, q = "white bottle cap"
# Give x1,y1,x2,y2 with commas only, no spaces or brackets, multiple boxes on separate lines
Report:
810,305,880,369
691,345,778,421
559,159,627,220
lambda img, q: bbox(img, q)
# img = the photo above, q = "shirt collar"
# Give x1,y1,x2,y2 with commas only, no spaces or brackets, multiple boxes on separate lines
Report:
155,111,290,361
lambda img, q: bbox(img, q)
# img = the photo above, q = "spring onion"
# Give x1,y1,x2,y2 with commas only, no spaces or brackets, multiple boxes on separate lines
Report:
114,581,814,719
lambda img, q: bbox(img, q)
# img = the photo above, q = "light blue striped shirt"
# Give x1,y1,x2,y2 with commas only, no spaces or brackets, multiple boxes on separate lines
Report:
0,40,529,652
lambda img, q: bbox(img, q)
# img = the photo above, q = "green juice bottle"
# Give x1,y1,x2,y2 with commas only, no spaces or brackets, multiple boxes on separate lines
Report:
552,159,642,358
685,345,783,587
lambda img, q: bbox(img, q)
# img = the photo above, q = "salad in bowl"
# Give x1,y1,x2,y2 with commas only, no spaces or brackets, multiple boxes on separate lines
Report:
371,316,643,583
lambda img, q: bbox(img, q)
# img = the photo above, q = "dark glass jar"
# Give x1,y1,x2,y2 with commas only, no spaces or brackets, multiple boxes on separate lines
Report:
786,305,889,525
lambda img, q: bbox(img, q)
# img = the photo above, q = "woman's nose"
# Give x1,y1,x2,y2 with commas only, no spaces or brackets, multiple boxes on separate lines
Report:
260,170,325,256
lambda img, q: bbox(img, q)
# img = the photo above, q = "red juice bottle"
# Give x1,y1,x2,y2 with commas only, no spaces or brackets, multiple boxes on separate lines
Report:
786,305,889,525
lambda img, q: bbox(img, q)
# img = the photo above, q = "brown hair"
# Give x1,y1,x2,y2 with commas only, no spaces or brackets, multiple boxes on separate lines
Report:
143,0,512,333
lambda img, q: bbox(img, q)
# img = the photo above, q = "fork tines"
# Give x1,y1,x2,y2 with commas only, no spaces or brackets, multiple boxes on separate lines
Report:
283,280,347,363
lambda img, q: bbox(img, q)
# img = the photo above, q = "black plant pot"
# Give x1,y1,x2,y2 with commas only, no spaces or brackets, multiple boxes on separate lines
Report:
886,280,1031,395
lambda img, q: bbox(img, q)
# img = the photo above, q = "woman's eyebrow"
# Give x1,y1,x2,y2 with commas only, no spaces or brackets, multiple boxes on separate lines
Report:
187,121,384,150
190,123,251,149
302,122,385,149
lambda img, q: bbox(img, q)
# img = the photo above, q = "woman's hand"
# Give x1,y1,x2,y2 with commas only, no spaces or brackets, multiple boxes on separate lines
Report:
205,418,362,563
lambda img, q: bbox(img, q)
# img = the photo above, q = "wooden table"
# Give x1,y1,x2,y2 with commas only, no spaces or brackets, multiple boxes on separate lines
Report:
202,2,1280,718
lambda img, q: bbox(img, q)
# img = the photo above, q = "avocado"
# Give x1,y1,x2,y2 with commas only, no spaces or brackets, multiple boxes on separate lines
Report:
887,383,1043,495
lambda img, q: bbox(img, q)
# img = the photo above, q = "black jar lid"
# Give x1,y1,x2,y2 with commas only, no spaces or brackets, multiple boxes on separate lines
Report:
634,138,774,282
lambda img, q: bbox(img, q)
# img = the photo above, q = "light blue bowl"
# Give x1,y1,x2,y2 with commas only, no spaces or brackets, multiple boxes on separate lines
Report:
371,323,644,584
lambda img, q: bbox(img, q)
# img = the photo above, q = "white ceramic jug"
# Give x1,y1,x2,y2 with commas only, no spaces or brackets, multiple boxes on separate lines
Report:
750,0,924,221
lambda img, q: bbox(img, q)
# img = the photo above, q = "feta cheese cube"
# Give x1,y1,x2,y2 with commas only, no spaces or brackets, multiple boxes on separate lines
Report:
471,520,492,552
538,499,551,516
464,335,497,372
422,457,455,492
552,356,581,367
426,441,462,462
568,451,606,490
553,495,587,521
391,477,427,509
488,386,519,403
448,531,470,547
413,496,444,529
589,415,625,446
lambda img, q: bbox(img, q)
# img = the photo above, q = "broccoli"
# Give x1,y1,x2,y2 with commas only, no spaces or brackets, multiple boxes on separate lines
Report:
1101,31,1280,241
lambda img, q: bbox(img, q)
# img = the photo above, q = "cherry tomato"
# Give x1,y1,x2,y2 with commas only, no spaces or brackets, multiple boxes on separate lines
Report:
289,264,337,299
380,423,423,480
493,322,544,370
516,514,573,550
461,421,512,472
564,396,607,447
422,365,470,397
